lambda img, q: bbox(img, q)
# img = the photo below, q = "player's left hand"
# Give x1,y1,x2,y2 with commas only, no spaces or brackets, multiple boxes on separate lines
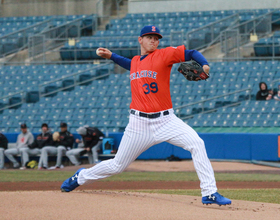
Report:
178,61,210,81
203,65,210,74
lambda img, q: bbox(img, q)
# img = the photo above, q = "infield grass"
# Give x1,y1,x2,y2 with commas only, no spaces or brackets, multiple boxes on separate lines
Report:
1,170,280,204
135,189,280,204
1,171,280,182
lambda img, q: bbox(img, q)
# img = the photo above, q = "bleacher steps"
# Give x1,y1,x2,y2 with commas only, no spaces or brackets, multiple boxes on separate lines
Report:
98,0,128,31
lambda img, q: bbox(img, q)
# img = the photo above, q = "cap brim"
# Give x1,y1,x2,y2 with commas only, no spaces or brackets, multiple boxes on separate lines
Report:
141,32,162,39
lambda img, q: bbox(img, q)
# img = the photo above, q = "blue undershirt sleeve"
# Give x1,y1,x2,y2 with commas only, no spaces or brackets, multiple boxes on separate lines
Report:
184,50,209,66
110,53,131,71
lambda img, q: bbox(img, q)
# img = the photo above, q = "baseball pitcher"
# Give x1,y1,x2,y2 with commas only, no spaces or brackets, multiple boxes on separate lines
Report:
61,25,231,206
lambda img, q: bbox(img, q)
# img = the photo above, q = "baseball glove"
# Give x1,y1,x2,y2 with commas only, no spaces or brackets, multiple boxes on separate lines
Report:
52,132,60,141
178,61,209,81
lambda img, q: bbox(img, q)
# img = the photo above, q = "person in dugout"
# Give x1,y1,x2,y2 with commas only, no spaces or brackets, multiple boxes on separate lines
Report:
66,125,104,165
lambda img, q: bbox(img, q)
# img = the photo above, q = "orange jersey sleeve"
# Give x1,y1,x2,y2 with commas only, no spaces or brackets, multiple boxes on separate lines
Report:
129,45,185,113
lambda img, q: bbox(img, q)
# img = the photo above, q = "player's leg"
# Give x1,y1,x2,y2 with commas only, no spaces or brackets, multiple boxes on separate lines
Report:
87,151,93,164
0,148,5,169
91,141,102,164
4,148,20,168
55,146,66,168
39,146,57,169
165,115,217,195
19,147,30,168
65,148,84,166
20,148,41,168
167,125,217,196
165,115,231,205
61,115,155,192
78,129,154,185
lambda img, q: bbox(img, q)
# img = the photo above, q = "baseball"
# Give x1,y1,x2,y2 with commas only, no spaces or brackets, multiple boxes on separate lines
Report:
96,48,102,56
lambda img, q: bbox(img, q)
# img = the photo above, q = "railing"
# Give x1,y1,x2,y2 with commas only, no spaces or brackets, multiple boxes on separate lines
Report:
184,13,240,50
28,14,97,62
271,78,280,92
38,62,112,97
96,0,125,18
220,9,280,60
115,0,124,17
0,19,53,59
174,88,252,120
0,61,113,112
0,91,26,112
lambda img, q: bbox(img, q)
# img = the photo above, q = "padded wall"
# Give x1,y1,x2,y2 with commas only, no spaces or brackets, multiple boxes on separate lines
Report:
4,132,279,161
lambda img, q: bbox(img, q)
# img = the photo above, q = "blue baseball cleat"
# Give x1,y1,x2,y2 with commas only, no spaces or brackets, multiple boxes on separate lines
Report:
202,192,231,206
61,168,85,192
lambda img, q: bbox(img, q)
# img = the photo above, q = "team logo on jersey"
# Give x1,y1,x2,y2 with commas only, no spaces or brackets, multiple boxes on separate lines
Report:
152,26,156,32
130,70,157,81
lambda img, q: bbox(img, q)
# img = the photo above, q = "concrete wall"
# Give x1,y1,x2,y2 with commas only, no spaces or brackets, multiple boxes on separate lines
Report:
128,0,280,13
0,0,99,17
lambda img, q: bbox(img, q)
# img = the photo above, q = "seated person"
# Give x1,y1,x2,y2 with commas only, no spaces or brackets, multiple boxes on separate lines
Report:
66,125,104,165
38,122,74,169
4,124,34,169
0,132,8,170
274,90,280,101
274,83,280,101
20,123,54,169
256,82,273,100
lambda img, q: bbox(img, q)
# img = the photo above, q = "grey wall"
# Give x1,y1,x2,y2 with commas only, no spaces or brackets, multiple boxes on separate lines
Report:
128,0,280,13
0,0,99,17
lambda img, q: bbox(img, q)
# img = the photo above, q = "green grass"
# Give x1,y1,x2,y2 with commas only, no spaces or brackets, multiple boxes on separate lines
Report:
135,189,280,204
1,170,280,204
0,170,74,182
106,172,280,182
1,171,280,182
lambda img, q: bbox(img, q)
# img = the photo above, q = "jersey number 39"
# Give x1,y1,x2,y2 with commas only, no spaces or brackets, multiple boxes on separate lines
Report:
143,82,158,94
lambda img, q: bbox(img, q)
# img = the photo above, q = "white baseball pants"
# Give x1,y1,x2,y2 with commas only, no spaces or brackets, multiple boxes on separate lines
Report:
78,109,217,196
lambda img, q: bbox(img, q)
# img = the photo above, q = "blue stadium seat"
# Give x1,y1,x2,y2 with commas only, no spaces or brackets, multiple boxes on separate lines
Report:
254,38,270,56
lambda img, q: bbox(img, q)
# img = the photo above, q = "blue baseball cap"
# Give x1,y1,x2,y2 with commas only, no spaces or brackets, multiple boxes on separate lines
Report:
140,25,162,39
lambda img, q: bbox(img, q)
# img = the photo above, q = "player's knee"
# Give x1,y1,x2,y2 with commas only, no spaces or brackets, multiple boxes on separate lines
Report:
189,137,205,151
65,151,71,157
114,166,126,174
4,150,10,156
110,159,126,174
19,148,27,153
196,137,205,147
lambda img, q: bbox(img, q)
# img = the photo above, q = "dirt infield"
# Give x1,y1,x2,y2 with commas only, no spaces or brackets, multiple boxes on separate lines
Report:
1,161,280,219
1,191,280,220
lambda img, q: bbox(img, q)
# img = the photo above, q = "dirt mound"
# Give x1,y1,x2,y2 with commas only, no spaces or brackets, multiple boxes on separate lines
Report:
1,191,279,220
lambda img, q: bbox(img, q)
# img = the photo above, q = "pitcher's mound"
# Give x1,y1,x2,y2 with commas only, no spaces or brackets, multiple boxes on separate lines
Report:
1,191,279,220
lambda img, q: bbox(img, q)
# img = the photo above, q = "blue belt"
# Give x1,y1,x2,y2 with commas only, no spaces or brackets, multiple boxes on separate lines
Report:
130,110,169,119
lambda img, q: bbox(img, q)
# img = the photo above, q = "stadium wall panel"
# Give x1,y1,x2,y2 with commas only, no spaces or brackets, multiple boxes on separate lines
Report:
0,0,102,17
129,0,280,13
3,132,279,161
